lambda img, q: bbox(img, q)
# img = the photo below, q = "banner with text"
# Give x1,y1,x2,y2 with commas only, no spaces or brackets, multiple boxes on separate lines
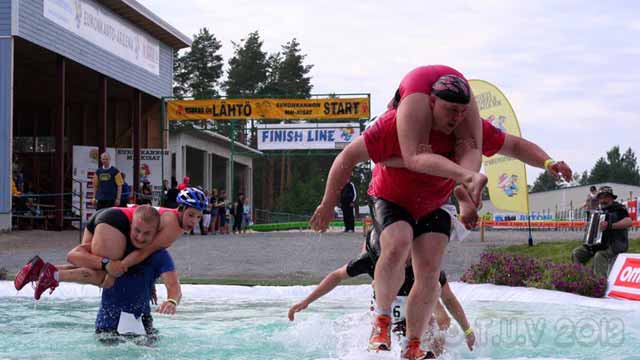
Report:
71,146,116,225
257,123,361,150
607,254,640,300
470,79,530,214
167,98,370,121
44,0,160,75
115,149,170,200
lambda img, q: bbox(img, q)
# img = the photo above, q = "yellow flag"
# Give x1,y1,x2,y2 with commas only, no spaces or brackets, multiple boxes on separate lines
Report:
470,80,529,213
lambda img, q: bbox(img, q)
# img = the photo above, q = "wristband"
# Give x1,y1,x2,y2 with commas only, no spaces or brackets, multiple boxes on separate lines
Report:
464,327,474,336
544,159,555,170
167,298,178,306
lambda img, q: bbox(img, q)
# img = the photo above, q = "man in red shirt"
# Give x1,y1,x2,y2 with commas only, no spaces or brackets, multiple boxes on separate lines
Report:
310,67,571,360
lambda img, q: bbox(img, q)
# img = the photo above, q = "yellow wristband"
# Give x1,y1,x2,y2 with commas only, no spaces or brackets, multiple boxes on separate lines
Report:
167,298,178,306
544,159,555,170
464,327,474,336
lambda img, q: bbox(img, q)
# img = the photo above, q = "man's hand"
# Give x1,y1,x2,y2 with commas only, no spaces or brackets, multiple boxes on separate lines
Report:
547,160,573,183
288,301,309,321
465,330,476,351
309,203,334,232
599,220,609,232
105,260,127,278
454,185,479,229
157,301,177,315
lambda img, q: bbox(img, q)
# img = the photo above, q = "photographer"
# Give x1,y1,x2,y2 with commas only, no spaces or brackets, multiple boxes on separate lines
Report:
572,186,632,277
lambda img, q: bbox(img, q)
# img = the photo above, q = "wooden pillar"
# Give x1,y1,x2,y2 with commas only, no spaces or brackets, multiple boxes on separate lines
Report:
132,90,141,201
98,75,107,154
54,56,66,230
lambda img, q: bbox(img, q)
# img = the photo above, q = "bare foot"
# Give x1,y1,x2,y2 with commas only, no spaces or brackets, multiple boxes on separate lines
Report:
463,173,487,208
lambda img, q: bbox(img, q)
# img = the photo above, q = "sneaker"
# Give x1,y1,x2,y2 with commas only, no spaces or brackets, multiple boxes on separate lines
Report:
401,338,428,360
368,314,392,351
14,255,45,291
34,263,59,300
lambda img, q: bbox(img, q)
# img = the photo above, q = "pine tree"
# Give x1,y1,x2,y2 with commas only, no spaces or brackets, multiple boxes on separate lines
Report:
531,171,561,193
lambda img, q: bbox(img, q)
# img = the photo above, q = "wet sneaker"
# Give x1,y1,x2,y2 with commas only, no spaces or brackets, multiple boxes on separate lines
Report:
368,314,392,351
401,338,428,360
34,263,59,300
14,255,45,291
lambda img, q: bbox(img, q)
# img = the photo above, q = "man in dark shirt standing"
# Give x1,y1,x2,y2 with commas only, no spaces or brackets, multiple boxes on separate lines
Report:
572,186,632,277
340,180,357,232
93,152,123,210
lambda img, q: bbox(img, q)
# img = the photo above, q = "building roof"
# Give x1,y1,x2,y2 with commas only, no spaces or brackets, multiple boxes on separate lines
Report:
176,128,264,158
99,0,191,49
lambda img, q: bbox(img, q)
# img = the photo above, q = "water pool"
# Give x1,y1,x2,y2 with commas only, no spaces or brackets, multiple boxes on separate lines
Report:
1,282,639,360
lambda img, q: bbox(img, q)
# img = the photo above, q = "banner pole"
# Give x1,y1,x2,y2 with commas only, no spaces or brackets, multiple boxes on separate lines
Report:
528,211,534,246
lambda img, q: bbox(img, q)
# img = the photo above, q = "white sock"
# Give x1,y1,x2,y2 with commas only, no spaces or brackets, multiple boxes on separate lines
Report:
374,305,390,317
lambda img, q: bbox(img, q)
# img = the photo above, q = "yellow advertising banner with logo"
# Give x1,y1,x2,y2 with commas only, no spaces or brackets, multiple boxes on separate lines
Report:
166,98,370,121
470,80,529,213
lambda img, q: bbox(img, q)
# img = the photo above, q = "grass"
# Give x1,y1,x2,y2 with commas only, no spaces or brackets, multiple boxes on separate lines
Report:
249,220,364,232
489,237,640,264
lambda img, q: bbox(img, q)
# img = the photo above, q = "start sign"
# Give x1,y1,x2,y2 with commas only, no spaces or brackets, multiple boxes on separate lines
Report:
607,254,640,300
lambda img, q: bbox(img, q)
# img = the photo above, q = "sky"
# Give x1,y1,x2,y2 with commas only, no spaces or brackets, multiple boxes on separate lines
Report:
138,0,640,185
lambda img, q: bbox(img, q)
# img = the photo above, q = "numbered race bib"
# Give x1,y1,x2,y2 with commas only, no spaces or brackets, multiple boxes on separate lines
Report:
391,296,407,324
117,311,146,335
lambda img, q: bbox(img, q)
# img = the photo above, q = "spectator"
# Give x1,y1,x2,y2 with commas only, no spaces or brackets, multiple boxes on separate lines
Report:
137,179,153,205
583,185,599,220
200,189,211,235
178,176,190,191
217,190,228,234
340,180,357,232
164,178,179,209
92,152,123,210
208,188,219,234
242,196,252,233
233,193,245,234
120,172,131,206
161,179,170,206
572,186,632,277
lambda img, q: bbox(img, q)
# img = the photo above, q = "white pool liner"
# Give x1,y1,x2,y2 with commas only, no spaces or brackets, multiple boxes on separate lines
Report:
2,280,639,312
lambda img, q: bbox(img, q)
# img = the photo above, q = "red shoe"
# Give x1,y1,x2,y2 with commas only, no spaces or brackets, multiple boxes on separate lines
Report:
368,314,392,351
34,263,59,300
401,338,428,360
14,255,45,291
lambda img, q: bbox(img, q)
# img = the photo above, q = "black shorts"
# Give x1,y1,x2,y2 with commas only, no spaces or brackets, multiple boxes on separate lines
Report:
86,208,130,238
373,197,451,239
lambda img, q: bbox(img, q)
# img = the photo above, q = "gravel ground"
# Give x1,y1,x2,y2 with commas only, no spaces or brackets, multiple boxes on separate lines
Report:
0,228,602,282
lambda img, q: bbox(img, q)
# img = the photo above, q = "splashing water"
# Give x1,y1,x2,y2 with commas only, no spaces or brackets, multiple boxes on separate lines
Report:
2,283,640,360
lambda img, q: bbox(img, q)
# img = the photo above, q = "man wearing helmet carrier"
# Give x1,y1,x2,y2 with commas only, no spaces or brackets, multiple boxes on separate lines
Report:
14,187,208,300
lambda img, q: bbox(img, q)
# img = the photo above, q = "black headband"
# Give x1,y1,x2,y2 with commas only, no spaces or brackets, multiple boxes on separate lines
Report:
431,75,471,104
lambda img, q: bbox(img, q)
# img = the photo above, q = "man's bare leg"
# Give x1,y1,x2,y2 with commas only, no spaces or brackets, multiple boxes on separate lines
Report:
405,232,448,341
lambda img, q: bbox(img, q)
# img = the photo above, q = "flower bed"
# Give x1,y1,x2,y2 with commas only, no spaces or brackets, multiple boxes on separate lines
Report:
461,252,607,298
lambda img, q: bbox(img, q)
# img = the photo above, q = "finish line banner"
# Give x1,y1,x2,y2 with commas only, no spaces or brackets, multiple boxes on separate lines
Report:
257,123,361,150
167,98,370,121
470,79,530,214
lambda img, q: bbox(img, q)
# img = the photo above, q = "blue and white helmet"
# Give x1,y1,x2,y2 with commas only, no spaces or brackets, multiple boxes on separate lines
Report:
177,187,208,211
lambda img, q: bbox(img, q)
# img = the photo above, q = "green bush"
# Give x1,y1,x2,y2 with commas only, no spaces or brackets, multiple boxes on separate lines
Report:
0,267,7,280
461,252,607,298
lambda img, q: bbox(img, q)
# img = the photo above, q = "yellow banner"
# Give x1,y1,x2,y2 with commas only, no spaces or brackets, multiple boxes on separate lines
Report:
166,98,370,121
470,79,529,213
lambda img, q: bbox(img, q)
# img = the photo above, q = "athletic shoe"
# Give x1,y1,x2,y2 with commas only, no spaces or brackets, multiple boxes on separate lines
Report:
401,338,428,360
368,314,392,351
14,255,45,291
34,263,59,300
